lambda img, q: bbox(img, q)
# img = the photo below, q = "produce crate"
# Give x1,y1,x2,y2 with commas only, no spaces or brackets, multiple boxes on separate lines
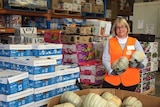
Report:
47,88,160,107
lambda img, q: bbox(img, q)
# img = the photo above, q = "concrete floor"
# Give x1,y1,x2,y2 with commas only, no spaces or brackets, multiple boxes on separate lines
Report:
155,71,160,97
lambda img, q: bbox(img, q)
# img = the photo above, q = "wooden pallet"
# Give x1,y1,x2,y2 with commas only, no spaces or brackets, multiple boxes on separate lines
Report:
53,9,81,16
142,87,155,95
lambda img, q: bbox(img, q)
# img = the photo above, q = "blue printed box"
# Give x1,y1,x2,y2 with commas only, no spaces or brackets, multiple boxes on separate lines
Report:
55,65,80,83
30,78,56,88
0,57,15,69
0,70,29,95
27,65,55,74
34,84,57,101
49,55,63,65
56,72,80,83
56,86,70,95
13,57,57,74
0,89,34,107
0,44,33,57
34,89,56,102
56,79,80,95
56,84,79,95
1,94,33,107
29,72,57,88
32,43,62,57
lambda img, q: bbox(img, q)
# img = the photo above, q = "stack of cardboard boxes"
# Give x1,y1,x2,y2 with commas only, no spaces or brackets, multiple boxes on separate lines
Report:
135,42,158,94
52,0,104,14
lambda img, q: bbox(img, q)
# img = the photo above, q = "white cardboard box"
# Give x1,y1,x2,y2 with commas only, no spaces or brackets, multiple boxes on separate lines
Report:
0,69,28,84
0,88,33,102
86,19,112,36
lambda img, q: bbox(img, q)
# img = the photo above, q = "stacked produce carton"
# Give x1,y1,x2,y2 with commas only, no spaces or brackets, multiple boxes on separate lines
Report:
0,42,81,107
135,42,158,93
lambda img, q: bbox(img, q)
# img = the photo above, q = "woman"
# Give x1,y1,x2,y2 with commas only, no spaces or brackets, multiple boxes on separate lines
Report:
102,17,148,91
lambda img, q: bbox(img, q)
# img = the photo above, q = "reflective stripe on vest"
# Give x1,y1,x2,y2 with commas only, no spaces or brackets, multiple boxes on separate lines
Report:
104,37,140,86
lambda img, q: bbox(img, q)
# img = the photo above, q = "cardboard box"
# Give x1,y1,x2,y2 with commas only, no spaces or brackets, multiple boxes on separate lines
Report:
95,0,103,5
32,43,62,57
44,31,62,43
106,9,112,18
93,41,104,59
80,74,104,84
72,4,81,12
0,70,29,95
9,15,22,29
47,89,160,107
58,2,72,11
29,72,57,88
24,36,44,44
0,15,5,28
92,4,104,14
0,89,34,106
62,26,93,35
0,44,33,57
62,43,94,54
12,57,57,74
86,19,112,36
141,42,158,53
0,35,14,44
63,52,95,63
61,35,93,44
81,2,92,13
79,60,105,76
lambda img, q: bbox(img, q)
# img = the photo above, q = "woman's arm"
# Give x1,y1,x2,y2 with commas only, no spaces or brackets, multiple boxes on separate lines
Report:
102,40,113,75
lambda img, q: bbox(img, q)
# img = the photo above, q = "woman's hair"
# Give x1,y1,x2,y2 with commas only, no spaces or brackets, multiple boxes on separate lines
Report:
111,17,130,36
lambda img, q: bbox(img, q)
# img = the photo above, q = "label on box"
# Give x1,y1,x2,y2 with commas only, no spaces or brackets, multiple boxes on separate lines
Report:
20,27,37,37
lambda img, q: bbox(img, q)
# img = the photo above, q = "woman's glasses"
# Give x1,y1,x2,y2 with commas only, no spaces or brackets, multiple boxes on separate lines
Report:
116,26,126,30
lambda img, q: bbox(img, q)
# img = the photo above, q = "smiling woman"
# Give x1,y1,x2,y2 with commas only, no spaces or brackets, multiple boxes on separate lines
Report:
102,17,148,92
112,18,130,38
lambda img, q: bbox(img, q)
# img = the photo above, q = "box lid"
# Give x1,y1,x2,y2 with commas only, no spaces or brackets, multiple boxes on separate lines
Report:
29,72,56,81
32,43,62,49
0,69,28,84
0,44,32,50
13,57,57,66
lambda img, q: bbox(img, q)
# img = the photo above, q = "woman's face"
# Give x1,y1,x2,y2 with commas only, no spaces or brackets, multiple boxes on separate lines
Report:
115,22,128,38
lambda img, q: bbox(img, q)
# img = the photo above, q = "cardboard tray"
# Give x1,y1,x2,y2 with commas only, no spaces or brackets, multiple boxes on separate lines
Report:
47,88,160,107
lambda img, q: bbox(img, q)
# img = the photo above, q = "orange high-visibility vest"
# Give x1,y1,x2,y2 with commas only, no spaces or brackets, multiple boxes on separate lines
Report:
104,37,140,86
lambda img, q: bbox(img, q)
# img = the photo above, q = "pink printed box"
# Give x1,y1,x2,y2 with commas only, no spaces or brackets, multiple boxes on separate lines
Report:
44,31,62,43
79,60,105,76
63,52,95,64
63,43,94,54
80,74,104,85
